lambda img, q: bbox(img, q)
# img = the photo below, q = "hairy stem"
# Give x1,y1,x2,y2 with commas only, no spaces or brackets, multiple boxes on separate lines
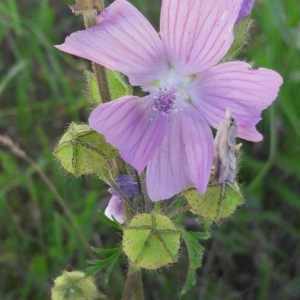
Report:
139,171,153,213
121,268,144,300
82,1,111,103
133,270,144,300
121,268,135,300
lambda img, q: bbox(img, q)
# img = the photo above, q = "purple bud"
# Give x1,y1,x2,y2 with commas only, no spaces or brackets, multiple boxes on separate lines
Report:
104,195,125,223
115,174,139,198
236,0,255,23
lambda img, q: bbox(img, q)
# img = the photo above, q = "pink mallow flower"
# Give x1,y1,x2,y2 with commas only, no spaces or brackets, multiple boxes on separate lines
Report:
56,0,282,201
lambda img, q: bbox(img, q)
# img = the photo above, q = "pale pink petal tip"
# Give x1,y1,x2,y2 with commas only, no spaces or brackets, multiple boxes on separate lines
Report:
104,195,125,224
88,96,168,173
191,61,283,142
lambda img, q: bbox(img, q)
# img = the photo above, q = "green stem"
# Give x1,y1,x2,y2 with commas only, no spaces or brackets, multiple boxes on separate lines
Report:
82,2,111,103
133,271,144,300
139,171,152,213
121,268,135,300
121,268,144,300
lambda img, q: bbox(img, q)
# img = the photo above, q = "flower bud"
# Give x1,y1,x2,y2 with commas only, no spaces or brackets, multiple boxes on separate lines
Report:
184,182,244,222
104,194,125,224
53,122,117,177
122,213,180,270
51,271,101,300
115,174,139,198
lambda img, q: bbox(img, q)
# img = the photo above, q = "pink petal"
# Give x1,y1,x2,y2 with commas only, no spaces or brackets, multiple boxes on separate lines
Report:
146,110,214,201
104,195,125,224
160,0,241,75
56,0,168,86
89,96,168,173
189,61,283,141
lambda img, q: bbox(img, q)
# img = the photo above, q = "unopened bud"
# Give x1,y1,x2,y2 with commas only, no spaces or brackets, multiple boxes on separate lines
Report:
104,194,125,224
53,122,117,177
184,182,244,222
51,271,101,300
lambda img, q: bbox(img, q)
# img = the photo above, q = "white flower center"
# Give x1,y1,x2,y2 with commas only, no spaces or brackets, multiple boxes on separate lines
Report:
144,69,194,116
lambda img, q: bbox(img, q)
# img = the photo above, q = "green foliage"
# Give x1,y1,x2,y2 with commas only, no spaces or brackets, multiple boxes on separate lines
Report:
180,231,211,297
86,247,122,284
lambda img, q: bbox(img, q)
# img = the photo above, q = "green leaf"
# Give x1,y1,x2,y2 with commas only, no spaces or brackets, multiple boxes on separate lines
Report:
188,232,211,240
98,210,123,230
86,248,122,280
103,250,121,284
180,230,207,297
91,246,120,255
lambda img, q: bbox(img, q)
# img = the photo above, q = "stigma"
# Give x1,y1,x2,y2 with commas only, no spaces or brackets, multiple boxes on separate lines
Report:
152,87,177,115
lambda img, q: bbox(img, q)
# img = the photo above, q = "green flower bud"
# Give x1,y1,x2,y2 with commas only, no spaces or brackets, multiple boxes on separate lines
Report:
53,122,117,177
122,213,180,270
51,271,102,300
184,182,244,222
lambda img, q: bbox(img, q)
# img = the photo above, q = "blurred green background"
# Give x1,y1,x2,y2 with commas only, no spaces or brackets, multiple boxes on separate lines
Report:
0,0,299,299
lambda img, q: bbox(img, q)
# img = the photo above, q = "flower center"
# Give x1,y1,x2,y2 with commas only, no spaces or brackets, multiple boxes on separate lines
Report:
145,68,195,116
152,87,177,115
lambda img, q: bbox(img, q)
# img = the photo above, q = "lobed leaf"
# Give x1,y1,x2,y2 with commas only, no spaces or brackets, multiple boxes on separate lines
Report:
180,230,206,297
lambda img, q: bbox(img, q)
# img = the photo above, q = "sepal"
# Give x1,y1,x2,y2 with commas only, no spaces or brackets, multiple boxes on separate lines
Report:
122,213,180,270
53,122,118,177
184,182,244,222
51,270,103,300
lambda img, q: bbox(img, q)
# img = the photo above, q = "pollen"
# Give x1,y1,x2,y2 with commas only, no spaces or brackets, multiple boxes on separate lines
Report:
152,87,177,115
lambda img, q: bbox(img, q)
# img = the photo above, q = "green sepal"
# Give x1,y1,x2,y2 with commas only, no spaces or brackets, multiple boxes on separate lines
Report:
85,69,133,105
223,16,252,60
122,213,181,270
85,70,101,105
106,70,133,100
184,182,244,222
51,270,103,300
96,165,112,186
53,122,118,177
180,230,210,297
